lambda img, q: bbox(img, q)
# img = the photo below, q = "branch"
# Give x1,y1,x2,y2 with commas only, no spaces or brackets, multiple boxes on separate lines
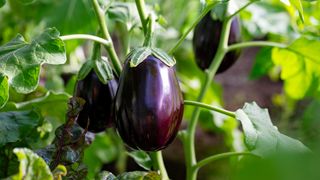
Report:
60,34,111,47
184,100,235,118
227,41,287,52
194,152,260,170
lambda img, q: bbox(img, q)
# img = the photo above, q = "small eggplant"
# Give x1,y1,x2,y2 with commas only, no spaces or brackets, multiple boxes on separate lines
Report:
193,13,241,73
75,70,118,133
114,55,184,151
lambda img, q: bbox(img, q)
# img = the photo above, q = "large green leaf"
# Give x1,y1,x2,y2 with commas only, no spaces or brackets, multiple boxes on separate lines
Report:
1,92,70,147
250,47,274,79
235,102,310,157
10,148,53,180
272,37,320,99
44,0,97,35
0,28,66,95
289,0,304,22
0,0,5,7
2,91,69,123
0,73,9,108
0,110,42,147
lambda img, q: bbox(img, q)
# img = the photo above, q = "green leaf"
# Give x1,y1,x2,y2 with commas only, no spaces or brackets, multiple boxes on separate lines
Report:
289,0,304,22
250,47,274,79
0,74,9,108
44,0,97,35
288,37,320,63
128,151,152,171
107,2,140,31
300,99,320,149
11,91,69,120
129,47,152,67
0,28,66,94
235,102,310,157
0,110,42,147
1,92,70,147
117,171,160,180
77,60,94,81
96,171,117,180
84,132,118,180
272,37,320,99
0,0,5,7
151,48,176,67
93,57,114,84
10,148,53,180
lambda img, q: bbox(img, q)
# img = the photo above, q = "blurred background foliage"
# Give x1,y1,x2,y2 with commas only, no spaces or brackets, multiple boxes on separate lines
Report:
0,0,320,179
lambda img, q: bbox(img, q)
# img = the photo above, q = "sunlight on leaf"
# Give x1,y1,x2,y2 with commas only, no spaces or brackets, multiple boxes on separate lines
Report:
0,74,9,108
0,28,66,96
236,102,310,157
10,148,53,180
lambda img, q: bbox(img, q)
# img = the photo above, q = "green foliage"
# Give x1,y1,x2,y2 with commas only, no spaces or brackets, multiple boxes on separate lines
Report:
0,0,5,8
289,0,304,22
84,132,118,179
44,0,97,35
117,171,160,180
272,37,320,99
236,102,310,157
250,47,273,79
128,151,153,171
0,110,42,147
1,91,70,147
0,28,66,107
107,2,141,31
0,73,9,108
10,148,53,180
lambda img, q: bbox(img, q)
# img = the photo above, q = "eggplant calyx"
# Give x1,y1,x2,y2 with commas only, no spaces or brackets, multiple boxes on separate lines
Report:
128,47,176,68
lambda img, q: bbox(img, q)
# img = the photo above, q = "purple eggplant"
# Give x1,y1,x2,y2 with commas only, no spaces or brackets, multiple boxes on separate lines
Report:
114,55,184,151
193,13,241,73
75,70,118,133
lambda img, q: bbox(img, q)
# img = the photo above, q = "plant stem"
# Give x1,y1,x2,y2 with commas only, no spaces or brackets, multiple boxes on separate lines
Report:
135,0,148,35
185,16,233,180
184,100,235,118
143,14,155,47
194,152,259,170
150,151,169,180
91,0,122,76
60,34,111,47
227,41,287,52
168,3,218,55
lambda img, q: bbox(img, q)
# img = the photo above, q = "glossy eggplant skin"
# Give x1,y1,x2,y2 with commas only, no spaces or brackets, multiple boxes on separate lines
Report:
75,71,118,133
193,13,241,73
114,55,184,151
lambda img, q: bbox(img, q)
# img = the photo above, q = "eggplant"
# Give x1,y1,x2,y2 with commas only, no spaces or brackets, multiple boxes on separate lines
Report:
114,55,184,151
75,70,118,133
193,13,241,73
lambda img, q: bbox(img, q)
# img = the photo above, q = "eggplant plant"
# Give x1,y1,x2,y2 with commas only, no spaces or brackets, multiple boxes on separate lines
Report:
0,0,319,180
